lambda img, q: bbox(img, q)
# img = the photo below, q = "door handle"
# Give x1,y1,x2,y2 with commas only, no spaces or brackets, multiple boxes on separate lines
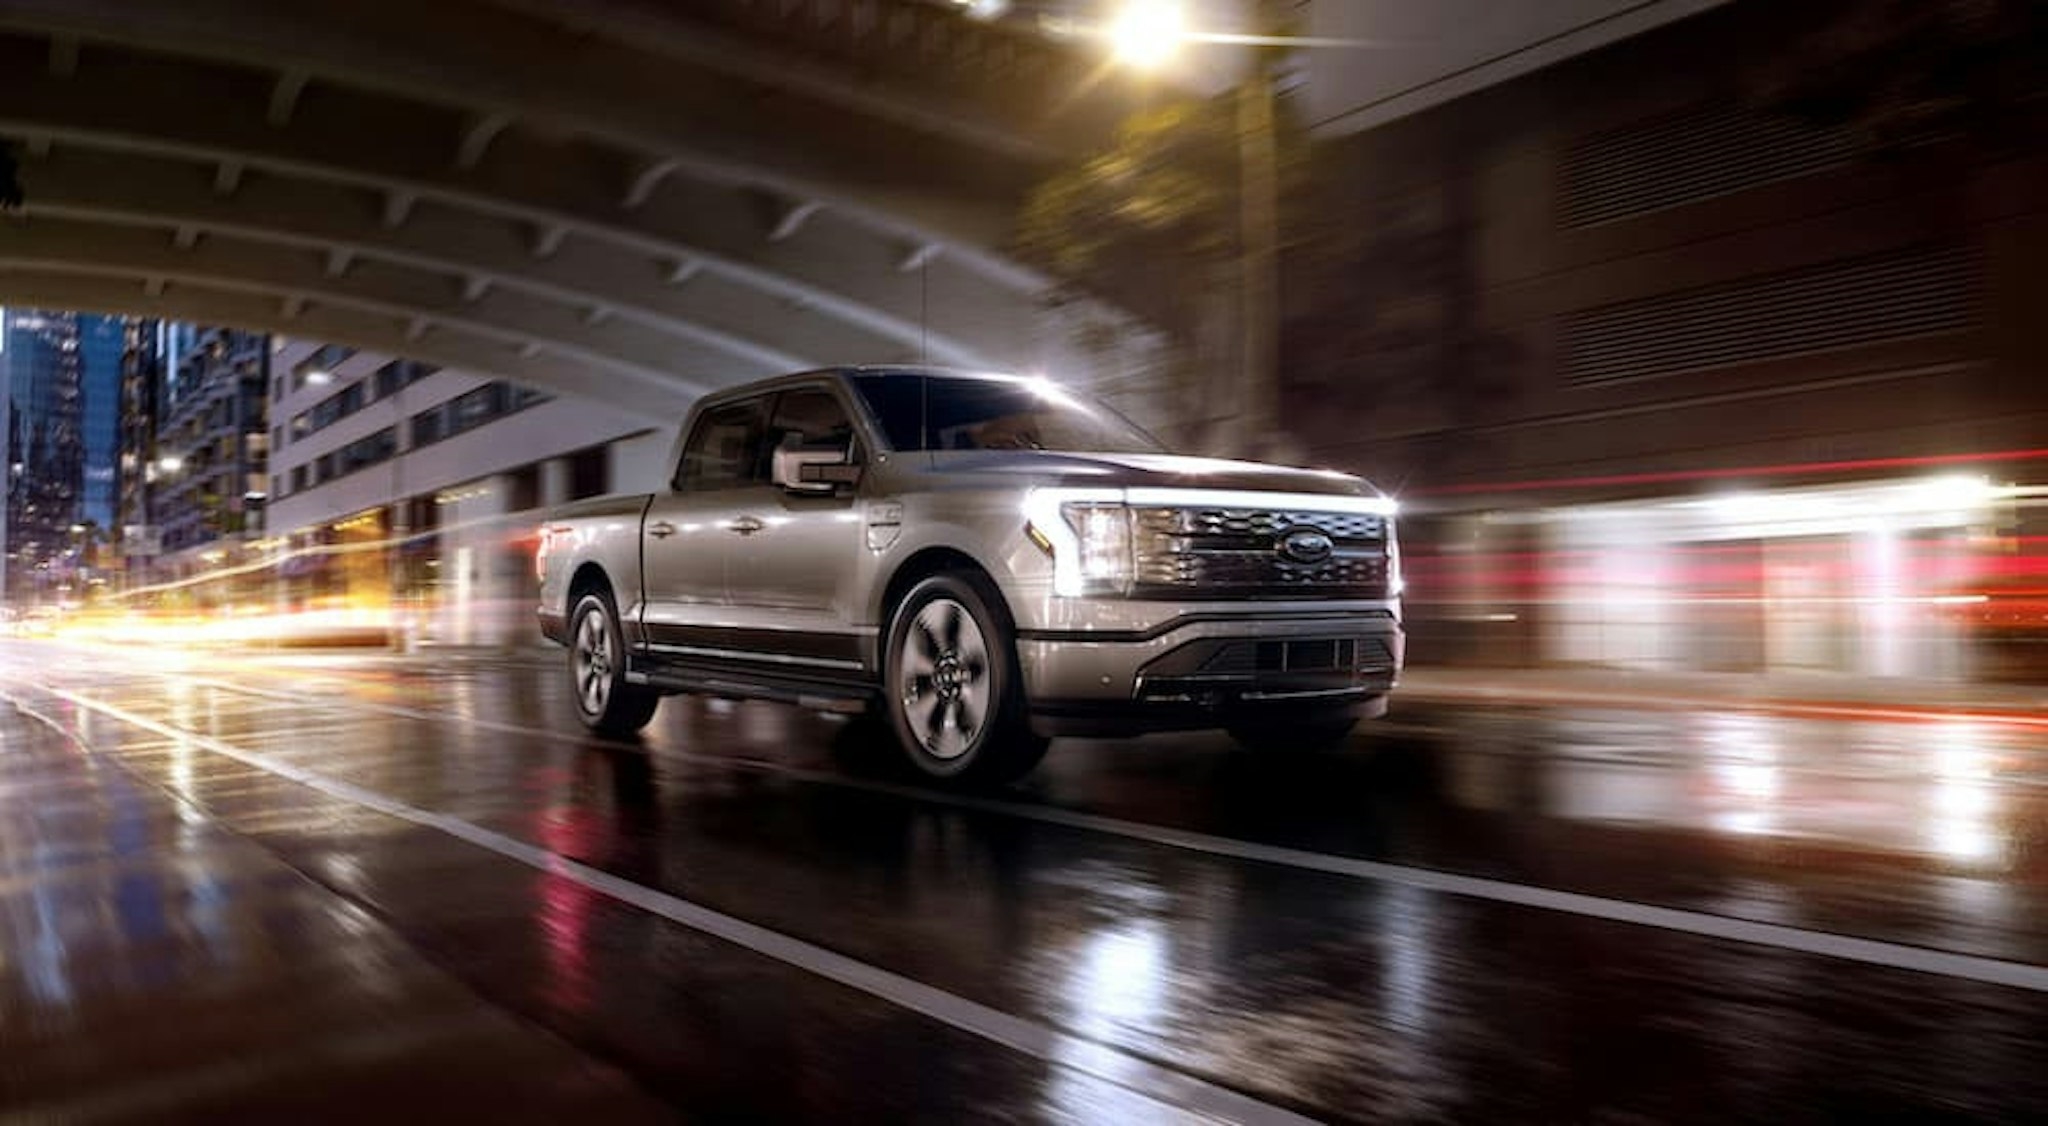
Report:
729,516,766,536
648,521,678,538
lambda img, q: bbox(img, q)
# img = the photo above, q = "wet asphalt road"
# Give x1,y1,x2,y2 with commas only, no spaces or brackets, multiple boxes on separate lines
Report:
2,640,2045,1123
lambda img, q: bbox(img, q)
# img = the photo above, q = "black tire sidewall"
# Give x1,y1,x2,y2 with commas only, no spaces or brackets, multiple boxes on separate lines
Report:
883,573,1026,780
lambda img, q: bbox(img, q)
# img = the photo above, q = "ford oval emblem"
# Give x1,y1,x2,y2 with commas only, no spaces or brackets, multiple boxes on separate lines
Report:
1278,527,1334,565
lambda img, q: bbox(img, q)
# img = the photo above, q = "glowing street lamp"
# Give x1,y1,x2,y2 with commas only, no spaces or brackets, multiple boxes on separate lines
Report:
1107,0,1186,72
1099,0,1284,457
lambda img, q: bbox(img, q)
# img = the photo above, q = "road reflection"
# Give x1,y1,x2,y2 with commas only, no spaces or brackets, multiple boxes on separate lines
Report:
1489,708,2031,873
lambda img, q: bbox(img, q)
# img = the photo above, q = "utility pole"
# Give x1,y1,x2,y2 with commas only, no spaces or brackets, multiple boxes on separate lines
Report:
1237,60,1280,460
1235,0,1290,462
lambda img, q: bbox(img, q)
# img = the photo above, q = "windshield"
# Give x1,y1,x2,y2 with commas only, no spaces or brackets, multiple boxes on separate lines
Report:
850,373,1164,455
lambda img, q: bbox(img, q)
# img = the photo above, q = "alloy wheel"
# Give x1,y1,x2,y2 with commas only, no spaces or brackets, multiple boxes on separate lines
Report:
574,608,614,717
897,596,990,760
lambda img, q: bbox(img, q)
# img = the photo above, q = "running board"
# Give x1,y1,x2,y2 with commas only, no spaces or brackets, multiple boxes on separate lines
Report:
626,656,874,715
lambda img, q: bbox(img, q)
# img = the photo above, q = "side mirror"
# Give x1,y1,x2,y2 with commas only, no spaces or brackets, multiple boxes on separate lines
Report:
773,446,860,494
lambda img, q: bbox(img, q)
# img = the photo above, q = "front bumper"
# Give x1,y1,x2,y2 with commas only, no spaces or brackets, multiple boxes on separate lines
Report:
1016,608,1404,737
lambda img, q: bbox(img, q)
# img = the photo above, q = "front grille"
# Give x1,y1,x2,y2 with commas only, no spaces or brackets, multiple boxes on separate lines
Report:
1157,509,1387,542
1130,506,1391,599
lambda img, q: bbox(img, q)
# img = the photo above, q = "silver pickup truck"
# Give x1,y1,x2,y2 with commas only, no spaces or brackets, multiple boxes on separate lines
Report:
537,367,1404,783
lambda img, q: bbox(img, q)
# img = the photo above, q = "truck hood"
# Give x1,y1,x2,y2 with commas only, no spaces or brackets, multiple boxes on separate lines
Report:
928,451,1382,499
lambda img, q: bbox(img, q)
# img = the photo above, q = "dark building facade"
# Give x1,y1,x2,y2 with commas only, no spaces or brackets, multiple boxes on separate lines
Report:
116,318,162,556
155,327,271,558
76,314,125,533
2,308,87,603
1286,0,2046,680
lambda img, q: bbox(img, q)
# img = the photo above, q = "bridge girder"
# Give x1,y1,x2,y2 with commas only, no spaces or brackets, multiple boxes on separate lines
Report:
0,1,1139,402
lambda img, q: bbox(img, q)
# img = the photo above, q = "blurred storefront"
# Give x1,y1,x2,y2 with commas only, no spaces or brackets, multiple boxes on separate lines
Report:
1412,470,2041,682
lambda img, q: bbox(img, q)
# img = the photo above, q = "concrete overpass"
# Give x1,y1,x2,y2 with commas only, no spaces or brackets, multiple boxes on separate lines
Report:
0,0,1153,413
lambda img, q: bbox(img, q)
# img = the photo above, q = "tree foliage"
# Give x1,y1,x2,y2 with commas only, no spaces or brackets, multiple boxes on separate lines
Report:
1016,100,1241,334
1016,96,1313,334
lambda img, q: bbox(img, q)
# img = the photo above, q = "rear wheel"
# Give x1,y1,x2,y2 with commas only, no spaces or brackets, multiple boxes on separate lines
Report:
884,573,1048,785
1226,714,1359,754
569,590,660,737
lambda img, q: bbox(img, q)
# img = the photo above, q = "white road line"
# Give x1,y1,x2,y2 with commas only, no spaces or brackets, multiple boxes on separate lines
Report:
30,686,1311,1126
149,672,2048,995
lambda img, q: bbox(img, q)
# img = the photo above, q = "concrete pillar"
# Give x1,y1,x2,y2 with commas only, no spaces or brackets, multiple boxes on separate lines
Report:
539,456,573,509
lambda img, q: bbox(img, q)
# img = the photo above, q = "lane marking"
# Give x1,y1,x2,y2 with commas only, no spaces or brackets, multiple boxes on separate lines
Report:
140,670,2048,997
29,685,1311,1126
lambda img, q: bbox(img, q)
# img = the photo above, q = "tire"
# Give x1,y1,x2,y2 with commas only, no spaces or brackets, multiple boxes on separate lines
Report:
1226,714,1359,754
568,590,660,738
882,573,1049,785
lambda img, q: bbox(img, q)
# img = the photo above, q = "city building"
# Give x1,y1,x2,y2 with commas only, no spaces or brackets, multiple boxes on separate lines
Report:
263,338,662,646
76,313,124,535
1288,0,2045,681
148,327,271,583
0,309,137,605
1,308,87,605
116,317,162,562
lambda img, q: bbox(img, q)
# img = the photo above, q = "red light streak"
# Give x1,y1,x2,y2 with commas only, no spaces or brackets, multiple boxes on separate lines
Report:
1421,448,2048,496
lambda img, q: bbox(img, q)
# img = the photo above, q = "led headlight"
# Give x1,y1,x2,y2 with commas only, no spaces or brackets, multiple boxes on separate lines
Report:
1386,524,1404,598
1024,488,1131,596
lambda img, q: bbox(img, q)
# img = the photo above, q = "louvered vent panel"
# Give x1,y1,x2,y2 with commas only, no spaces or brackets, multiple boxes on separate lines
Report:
1561,246,1977,388
1562,106,1860,227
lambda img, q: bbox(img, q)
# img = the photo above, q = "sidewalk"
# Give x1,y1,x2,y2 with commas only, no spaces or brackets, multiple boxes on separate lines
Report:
1397,664,2048,726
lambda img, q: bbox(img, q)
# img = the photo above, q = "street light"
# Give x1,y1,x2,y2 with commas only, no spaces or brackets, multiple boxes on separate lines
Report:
1107,0,1186,72
1099,0,1284,460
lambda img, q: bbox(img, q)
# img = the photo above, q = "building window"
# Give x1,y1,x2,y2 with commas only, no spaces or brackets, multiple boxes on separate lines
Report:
374,359,438,399
450,383,504,434
412,406,446,447
291,344,355,390
407,380,547,450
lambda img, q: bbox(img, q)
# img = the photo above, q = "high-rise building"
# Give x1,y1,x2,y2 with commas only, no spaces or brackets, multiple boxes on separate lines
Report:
154,327,270,559
76,314,125,534
1,308,88,604
116,318,162,559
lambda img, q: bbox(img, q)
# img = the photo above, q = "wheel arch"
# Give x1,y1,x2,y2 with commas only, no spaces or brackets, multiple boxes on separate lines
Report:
567,562,614,618
877,546,1013,631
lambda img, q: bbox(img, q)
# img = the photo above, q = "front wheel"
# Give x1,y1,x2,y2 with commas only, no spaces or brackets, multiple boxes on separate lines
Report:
569,590,660,737
883,573,1048,785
